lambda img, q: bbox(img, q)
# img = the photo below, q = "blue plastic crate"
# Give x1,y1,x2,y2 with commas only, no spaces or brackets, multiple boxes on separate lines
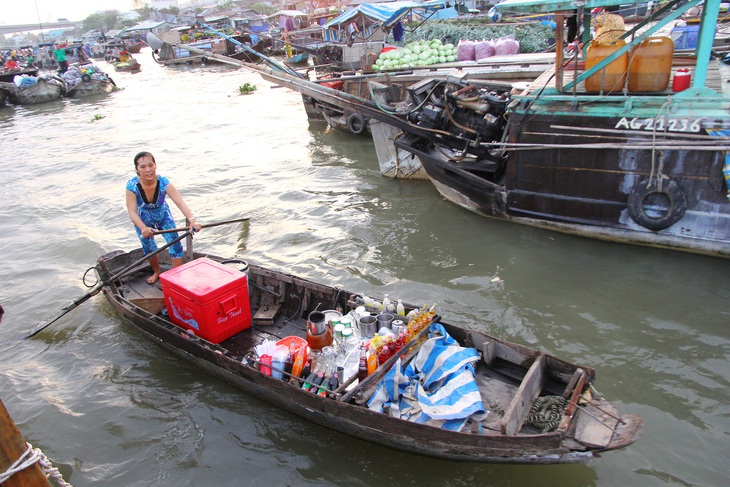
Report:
671,25,700,50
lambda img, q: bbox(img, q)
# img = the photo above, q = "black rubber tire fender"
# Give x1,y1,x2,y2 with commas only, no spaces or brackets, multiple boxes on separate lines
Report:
81,74,91,82
346,112,367,135
628,178,687,231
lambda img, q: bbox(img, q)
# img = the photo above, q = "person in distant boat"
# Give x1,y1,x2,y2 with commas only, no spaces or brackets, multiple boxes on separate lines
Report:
53,44,68,73
4,57,19,71
126,152,202,284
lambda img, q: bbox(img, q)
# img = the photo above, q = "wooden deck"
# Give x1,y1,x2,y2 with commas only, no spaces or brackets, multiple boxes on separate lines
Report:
524,58,726,95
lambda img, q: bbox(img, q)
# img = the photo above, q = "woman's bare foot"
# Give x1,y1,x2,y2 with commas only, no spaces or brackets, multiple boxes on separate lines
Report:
146,272,160,285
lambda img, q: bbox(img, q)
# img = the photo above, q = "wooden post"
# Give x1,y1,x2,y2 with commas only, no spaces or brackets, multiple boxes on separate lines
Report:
0,399,52,487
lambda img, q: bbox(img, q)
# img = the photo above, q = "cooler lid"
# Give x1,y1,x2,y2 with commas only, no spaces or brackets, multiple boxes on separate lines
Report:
160,257,245,299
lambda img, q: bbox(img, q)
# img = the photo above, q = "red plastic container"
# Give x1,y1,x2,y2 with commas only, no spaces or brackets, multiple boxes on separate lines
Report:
160,258,251,343
672,68,691,92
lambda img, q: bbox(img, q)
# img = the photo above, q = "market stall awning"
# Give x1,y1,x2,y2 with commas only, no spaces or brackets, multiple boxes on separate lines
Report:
323,1,453,41
267,9,310,19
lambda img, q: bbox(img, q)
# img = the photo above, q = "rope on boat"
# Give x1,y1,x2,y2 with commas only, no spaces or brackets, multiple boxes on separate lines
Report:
526,395,568,433
82,266,99,288
0,442,73,486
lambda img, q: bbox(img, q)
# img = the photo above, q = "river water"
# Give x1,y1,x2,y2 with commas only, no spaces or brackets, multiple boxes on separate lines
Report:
0,49,728,487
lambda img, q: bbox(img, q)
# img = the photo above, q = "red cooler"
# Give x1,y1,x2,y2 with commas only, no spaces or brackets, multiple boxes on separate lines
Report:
159,258,251,343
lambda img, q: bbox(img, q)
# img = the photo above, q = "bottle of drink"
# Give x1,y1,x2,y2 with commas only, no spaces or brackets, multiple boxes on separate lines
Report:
396,299,405,316
283,344,295,379
317,366,332,397
289,347,305,382
357,348,368,383
377,344,390,365
367,350,378,375
395,332,405,352
301,357,312,378
301,363,321,391
330,368,340,392
383,294,394,313
310,364,326,392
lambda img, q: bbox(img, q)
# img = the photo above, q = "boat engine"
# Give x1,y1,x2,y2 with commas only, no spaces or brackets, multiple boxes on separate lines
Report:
405,79,510,157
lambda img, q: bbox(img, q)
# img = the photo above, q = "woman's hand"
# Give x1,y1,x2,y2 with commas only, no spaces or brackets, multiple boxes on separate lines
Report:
190,220,202,233
141,226,154,238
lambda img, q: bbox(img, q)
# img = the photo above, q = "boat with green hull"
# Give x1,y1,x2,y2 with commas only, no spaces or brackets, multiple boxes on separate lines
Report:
364,0,730,258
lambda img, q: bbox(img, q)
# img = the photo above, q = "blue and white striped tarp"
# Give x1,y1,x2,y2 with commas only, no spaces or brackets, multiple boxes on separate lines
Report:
368,323,484,431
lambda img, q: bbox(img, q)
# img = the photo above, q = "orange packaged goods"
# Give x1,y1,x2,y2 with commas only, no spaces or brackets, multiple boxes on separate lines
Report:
584,39,628,93
159,258,251,343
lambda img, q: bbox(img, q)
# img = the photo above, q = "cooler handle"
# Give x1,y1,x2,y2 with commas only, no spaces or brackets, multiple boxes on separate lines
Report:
220,296,238,314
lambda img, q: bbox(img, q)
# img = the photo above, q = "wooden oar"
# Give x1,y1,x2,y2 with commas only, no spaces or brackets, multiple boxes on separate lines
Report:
152,216,249,235
24,229,193,339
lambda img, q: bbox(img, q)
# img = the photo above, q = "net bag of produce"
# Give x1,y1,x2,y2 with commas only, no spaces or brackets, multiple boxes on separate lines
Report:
457,39,476,62
475,39,496,62
495,36,520,56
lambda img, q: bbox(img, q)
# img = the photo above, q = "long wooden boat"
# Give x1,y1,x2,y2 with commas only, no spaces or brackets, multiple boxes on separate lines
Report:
362,0,730,258
114,58,141,72
0,68,39,83
286,51,309,65
248,0,730,258
65,76,116,97
0,77,64,105
96,247,642,464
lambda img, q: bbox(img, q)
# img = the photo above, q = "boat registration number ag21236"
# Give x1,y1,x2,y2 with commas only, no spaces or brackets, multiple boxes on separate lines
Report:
615,117,703,133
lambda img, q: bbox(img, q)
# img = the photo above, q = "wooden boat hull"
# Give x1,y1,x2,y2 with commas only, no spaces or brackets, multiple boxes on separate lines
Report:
393,93,730,258
114,58,140,72
66,78,115,97
97,249,642,463
0,68,38,83
286,52,309,65
0,77,64,105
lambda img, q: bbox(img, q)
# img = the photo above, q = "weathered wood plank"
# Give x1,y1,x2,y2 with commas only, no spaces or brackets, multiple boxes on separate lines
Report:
574,402,619,448
500,354,546,435
128,297,166,315
252,303,281,326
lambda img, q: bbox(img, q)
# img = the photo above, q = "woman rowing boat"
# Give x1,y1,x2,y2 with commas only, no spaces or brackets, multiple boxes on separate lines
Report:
125,151,202,284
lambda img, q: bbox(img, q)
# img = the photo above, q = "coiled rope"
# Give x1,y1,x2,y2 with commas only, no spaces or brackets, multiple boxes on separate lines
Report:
0,442,72,486
526,395,568,433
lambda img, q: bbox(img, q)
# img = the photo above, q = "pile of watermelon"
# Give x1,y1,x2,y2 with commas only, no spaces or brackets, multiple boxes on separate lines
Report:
372,39,458,71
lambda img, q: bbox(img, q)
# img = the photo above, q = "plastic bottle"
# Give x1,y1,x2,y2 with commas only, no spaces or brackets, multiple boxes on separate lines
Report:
310,364,326,392
396,299,405,316
290,347,305,380
367,351,378,375
329,369,340,392
283,344,296,378
357,348,368,383
378,344,390,365
317,366,332,397
395,332,405,351
383,294,394,313
301,357,312,378
301,363,321,391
